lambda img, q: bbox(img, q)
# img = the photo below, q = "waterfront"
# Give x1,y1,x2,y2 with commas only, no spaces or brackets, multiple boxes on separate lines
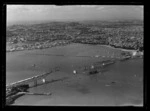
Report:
6,43,143,106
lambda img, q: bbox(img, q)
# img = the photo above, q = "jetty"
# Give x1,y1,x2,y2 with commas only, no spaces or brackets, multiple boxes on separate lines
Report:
6,70,58,105
6,71,52,88
6,67,60,89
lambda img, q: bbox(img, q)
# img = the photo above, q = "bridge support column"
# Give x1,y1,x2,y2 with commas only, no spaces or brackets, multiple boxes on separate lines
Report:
34,80,37,86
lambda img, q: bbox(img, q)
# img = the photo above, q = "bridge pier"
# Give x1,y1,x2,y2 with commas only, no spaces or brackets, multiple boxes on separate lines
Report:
7,72,52,88
34,80,37,87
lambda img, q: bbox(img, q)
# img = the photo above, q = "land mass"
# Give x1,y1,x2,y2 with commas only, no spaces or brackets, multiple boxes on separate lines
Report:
6,20,143,52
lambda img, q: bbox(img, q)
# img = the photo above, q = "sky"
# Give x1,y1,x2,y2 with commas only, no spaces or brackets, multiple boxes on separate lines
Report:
7,5,143,25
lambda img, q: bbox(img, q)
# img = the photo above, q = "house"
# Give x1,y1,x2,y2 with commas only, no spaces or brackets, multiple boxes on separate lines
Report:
132,51,137,56
132,50,143,57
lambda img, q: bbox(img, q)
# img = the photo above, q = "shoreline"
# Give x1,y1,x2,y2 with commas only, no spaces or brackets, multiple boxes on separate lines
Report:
6,42,143,106
6,42,139,54
101,45,137,52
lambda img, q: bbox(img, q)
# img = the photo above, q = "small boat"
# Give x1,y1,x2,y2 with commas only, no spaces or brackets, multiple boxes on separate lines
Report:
32,64,36,67
101,61,115,67
91,65,95,69
89,70,99,75
73,70,77,74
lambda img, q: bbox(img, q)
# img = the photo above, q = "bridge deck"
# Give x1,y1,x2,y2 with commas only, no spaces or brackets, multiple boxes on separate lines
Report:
6,71,53,88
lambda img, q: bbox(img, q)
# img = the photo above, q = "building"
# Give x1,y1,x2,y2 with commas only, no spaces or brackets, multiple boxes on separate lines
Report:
132,50,143,57
132,51,137,56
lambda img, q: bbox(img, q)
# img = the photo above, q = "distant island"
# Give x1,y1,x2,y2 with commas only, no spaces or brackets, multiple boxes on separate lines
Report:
6,20,143,52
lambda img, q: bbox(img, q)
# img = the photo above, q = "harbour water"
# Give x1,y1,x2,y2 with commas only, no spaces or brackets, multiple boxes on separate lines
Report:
6,43,143,106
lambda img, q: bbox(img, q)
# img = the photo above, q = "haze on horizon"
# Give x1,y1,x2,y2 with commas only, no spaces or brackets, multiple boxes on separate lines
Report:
7,5,143,25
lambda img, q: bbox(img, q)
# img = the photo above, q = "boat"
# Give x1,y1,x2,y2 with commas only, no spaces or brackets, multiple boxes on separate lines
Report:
101,60,115,67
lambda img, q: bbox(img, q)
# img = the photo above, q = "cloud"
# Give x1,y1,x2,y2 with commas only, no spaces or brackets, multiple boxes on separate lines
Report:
7,5,105,14
96,6,105,10
139,5,143,8
7,5,23,11
7,5,143,24
7,5,47,13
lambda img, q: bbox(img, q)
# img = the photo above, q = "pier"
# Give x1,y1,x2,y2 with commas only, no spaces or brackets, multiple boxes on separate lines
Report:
6,71,54,89
6,68,62,105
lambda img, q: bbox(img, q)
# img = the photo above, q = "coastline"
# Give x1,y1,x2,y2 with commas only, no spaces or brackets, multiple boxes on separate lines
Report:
101,45,137,53
6,43,143,106
6,42,139,53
